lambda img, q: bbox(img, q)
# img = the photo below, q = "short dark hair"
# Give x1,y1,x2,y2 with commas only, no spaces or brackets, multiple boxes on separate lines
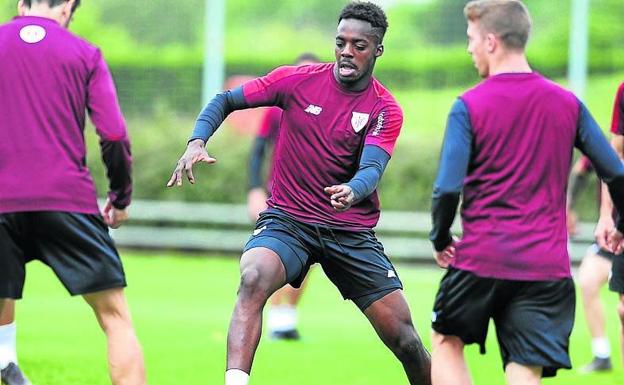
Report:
23,0,81,12
338,1,388,43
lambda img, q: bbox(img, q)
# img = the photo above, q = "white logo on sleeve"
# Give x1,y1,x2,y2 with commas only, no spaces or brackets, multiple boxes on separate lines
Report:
19,25,46,44
351,112,370,133
387,270,396,278
252,226,267,236
372,112,385,136
304,104,323,116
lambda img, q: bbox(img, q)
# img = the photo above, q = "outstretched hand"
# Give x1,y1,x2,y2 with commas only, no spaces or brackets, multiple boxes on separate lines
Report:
166,139,216,187
324,184,355,212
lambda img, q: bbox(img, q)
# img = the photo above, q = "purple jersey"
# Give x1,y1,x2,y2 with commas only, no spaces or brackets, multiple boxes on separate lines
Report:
455,73,579,280
611,82,624,135
0,16,131,214
241,63,402,229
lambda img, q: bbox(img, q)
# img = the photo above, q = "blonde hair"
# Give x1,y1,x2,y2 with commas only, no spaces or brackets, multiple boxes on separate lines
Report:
464,0,531,50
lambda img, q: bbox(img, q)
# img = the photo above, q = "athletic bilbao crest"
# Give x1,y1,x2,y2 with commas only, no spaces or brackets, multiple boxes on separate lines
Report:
351,112,370,133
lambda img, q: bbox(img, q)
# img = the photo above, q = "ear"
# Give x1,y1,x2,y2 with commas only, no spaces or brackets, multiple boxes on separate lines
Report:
486,33,497,54
375,44,384,58
17,0,26,16
63,0,76,15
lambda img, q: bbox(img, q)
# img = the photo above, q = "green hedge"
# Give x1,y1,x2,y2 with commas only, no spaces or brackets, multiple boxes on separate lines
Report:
85,115,599,221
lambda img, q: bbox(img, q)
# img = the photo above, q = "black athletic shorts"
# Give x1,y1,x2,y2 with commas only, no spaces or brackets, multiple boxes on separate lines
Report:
432,267,575,377
610,253,624,293
243,208,403,311
0,212,126,298
587,243,616,261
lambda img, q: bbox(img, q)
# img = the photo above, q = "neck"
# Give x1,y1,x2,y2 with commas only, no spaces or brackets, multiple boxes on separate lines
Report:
488,51,531,76
21,4,63,25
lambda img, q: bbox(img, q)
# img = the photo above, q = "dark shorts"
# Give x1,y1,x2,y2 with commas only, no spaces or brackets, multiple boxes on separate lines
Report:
609,253,624,293
587,243,616,261
243,208,403,311
0,212,127,299
432,267,575,378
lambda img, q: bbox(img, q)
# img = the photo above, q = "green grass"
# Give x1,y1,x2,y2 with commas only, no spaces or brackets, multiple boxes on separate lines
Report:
15,252,624,385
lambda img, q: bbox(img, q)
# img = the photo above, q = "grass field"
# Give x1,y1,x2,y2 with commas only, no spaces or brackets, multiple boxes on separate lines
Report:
15,252,624,385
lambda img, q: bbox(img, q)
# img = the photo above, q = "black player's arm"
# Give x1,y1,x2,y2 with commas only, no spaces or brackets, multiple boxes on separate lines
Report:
346,145,390,203
248,136,269,190
189,86,249,144
429,98,473,251
576,101,624,233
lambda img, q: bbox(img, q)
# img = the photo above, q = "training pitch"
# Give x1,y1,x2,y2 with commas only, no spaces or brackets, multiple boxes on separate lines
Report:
16,253,624,384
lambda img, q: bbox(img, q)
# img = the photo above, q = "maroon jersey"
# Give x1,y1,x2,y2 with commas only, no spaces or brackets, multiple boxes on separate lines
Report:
241,63,402,229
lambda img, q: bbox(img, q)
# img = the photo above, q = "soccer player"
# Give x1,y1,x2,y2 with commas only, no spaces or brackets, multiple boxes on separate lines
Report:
567,156,616,372
168,2,431,385
247,52,320,341
428,1,624,385
0,1,145,385
595,82,624,368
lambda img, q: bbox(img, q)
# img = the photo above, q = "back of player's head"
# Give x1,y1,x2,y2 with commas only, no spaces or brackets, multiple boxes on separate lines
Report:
23,0,81,12
464,0,531,51
338,1,388,44
294,52,320,64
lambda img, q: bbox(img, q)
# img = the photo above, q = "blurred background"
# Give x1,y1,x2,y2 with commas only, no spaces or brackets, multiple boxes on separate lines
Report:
1,0,621,218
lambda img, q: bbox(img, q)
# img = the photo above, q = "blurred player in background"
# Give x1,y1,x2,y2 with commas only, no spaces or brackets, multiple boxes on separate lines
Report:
247,52,320,341
429,1,624,384
0,1,145,385
567,155,617,372
169,2,431,385
595,81,624,369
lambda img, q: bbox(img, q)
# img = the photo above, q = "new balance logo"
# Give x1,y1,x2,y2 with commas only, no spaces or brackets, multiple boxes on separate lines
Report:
253,226,267,236
387,270,396,278
304,104,323,116
372,112,385,136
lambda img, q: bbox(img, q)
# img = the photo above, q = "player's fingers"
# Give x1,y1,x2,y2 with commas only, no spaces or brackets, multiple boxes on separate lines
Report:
324,186,338,195
184,162,195,184
199,155,217,164
331,190,349,201
167,162,183,187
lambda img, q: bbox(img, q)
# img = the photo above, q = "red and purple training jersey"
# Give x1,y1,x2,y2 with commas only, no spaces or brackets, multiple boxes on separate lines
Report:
241,63,403,229
457,73,579,280
0,16,131,214
611,82,624,135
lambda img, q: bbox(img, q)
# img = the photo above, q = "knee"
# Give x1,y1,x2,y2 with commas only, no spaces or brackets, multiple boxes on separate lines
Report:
238,267,271,302
391,326,429,363
618,300,624,323
578,272,599,295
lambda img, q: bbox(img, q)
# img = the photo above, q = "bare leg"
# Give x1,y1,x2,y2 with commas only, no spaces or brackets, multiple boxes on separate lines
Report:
364,290,431,385
431,332,471,385
227,247,287,373
504,363,541,385
0,300,14,325
578,254,611,345
83,288,146,385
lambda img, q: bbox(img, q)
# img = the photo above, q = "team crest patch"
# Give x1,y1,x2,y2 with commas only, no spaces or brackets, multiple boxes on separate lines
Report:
351,112,370,133
19,25,46,44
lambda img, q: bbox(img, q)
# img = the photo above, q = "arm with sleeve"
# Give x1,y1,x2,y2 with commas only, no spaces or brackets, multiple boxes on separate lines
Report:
429,99,473,251
576,101,624,233
87,50,132,209
346,145,390,203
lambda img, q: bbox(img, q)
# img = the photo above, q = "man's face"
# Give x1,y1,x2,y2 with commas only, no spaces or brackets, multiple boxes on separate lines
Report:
467,20,489,78
334,18,383,85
